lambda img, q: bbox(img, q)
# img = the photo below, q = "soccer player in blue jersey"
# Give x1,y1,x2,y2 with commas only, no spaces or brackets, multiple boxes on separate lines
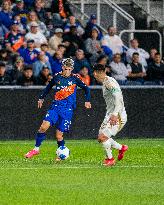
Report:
25,58,91,159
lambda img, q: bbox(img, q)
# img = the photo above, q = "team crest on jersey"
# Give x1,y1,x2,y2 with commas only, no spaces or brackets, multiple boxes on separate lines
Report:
68,81,73,86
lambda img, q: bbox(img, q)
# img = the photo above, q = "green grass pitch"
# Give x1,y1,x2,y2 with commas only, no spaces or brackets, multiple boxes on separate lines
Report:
0,139,164,205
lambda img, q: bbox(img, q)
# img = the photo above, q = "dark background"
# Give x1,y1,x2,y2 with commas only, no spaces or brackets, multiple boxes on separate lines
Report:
0,87,164,140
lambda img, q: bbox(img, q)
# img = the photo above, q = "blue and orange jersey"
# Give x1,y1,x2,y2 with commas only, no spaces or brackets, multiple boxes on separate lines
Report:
39,72,91,108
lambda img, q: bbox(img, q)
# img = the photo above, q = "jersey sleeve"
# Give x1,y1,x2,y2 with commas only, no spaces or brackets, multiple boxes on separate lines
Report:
75,75,91,102
104,80,123,116
39,77,57,99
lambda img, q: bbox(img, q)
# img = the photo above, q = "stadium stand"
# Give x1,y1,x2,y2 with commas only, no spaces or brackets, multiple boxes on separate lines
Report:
0,0,163,85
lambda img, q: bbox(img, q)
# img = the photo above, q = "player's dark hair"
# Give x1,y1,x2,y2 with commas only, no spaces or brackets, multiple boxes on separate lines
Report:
93,64,106,72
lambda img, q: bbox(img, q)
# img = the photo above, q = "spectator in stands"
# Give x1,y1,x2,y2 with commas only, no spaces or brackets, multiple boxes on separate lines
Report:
146,53,164,85
77,66,91,86
57,44,66,56
96,54,109,67
7,56,24,84
12,0,28,25
85,27,103,65
73,49,91,74
34,0,46,23
63,25,86,52
19,39,39,65
27,11,49,37
96,54,110,76
51,0,72,19
40,43,54,68
127,52,146,85
51,50,63,75
102,26,124,55
33,51,52,77
64,15,84,36
147,48,158,66
84,14,103,40
0,48,14,70
0,0,13,29
13,14,26,34
48,28,63,55
126,39,149,68
37,66,52,85
110,53,129,85
23,0,35,9
44,9,59,35
5,21,24,52
17,65,37,86
0,62,12,85
25,22,47,49
0,20,9,44
63,39,77,58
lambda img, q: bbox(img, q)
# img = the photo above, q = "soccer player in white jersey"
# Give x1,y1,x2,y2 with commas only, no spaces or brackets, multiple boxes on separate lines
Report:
93,64,128,166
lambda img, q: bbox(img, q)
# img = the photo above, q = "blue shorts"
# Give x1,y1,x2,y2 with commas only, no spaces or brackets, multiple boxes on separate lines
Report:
44,103,73,133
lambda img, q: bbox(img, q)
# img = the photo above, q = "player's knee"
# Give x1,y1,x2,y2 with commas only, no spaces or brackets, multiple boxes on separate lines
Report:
38,127,46,133
38,125,47,133
38,121,50,133
98,134,108,143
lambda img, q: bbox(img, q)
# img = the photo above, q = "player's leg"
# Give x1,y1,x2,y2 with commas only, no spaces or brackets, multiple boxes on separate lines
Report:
98,133,116,166
25,108,59,158
55,108,72,161
25,120,50,158
56,129,65,147
34,120,51,151
115,112,128,160
98,112,128,165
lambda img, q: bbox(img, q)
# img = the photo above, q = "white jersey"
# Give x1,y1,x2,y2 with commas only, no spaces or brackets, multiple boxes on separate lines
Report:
102,76,125,116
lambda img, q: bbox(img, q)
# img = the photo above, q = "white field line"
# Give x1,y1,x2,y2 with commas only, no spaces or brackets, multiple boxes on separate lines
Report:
0,140,93,145
0,139,164,145
0,165,163,170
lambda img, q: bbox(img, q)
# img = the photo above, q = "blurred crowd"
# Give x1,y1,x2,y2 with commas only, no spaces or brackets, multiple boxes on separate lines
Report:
0,0,164,86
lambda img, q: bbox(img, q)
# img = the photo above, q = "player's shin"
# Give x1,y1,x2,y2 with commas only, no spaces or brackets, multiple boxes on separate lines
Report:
56,130,65,148
57,139,65,148
109,138,122,150
102,139,113,159
34,132,46,151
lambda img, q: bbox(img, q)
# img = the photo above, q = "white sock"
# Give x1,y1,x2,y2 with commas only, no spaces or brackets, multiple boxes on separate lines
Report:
34,146,39,151
102,139,113,159
109,138,122,150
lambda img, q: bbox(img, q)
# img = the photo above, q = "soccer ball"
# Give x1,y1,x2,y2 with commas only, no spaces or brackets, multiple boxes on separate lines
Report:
56,146,70,160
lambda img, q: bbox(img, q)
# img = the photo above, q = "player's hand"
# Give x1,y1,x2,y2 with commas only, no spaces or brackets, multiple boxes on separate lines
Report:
38,99,44,109
109,115,118,126
85,102,91,109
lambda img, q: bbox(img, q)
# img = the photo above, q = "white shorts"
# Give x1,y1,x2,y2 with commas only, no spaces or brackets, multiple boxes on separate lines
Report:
99,109,127,138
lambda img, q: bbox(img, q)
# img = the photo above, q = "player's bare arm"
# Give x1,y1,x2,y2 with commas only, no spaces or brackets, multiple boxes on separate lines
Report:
38,99,44,109
85,102,92,109
75,74,91,109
